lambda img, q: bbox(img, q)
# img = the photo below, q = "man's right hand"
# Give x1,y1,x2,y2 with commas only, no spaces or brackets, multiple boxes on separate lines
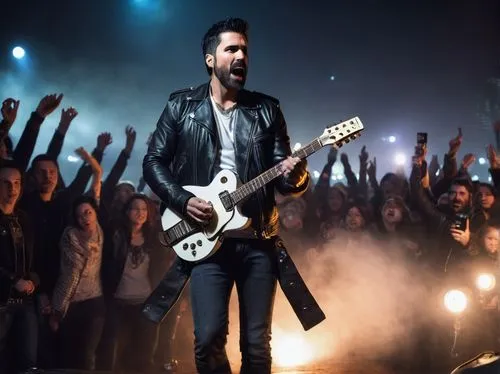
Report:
14,279,33,294
186,197,213,223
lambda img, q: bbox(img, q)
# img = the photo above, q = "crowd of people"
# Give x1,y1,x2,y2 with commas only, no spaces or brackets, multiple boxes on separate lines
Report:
1,91,500,373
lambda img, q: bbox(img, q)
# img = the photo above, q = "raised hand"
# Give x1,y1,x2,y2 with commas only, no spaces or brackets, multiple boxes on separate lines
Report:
367,157,377,178
1,98,20,125
340,153,349,165
58,107,78,134
461,153,476,170
124,126,137,154
96,132,112,152
448,129,463,156
487,145,500,169
36,93,63,118
359,145,369,165
75,146,91,161
327,146,337,165
429,154,439,171
76,146,103,178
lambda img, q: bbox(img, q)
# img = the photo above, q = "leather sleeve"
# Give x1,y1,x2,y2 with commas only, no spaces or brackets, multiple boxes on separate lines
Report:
143,100,195,217
272,106,310,196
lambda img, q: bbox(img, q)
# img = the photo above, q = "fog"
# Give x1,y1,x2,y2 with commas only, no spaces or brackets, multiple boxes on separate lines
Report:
223,236,431,368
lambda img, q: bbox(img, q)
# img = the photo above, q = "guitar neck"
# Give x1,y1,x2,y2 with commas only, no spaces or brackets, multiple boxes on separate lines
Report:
230,138,323,205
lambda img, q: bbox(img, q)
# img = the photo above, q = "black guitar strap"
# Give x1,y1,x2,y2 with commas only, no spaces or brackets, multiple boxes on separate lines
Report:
274,237,326,331
142,257,191,323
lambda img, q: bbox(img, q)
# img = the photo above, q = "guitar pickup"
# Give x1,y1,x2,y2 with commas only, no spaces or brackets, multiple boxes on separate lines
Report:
219,191,234,211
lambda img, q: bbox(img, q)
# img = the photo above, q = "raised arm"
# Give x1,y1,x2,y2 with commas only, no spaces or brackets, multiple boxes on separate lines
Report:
13,94,63,171
75,147,103,203
65,132,111,199
368,157,379,191
410,160,446,229
358,146,369,199
101,126,136,201
47,107,78,160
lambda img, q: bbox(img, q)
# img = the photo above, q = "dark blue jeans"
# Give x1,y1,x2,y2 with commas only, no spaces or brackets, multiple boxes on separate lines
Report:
0,301,38,371
190,238,277,374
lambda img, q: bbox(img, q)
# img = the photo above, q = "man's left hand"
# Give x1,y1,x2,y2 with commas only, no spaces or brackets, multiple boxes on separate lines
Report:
281,156,307,185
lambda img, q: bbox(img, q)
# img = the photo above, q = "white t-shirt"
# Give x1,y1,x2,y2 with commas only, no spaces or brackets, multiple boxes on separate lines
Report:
210,95,237,173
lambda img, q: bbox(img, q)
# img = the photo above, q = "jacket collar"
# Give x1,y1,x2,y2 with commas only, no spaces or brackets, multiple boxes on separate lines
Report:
188,82,261,110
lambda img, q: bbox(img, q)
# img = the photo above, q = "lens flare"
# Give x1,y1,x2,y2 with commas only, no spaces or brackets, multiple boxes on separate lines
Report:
476,273,496,291
272,332,315,368
443,289,467,314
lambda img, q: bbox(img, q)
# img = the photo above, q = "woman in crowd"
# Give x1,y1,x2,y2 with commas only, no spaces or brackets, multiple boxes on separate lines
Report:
100,193,167,373
49,147,104,370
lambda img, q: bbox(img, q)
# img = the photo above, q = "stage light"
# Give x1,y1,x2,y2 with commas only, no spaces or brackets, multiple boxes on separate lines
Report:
12,46,25,59
388,136,396,143
394,153,406,165
472,175,479,181
67,155,79,163
444,290,467,314
476,273,496,291
479,157,486,165
273,333,314,368
313,170,320,179
293,142,302,151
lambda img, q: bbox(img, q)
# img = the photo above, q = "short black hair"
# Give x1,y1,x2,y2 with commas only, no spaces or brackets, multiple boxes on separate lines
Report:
0,158,24,176
31,154,59,171
450,178,474,195
202,17,249,75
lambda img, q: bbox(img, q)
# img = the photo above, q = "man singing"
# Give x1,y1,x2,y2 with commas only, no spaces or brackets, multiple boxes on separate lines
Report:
143,18,310,374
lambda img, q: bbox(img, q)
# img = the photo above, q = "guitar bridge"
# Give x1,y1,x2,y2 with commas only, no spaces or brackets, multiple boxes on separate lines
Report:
219,191,234,212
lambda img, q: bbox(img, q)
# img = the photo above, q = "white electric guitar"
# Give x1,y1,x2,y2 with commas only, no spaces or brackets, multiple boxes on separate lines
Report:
160,117,364,262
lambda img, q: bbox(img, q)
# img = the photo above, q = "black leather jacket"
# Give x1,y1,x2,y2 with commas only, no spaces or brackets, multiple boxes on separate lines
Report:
0,209,39,304
143,83,309,238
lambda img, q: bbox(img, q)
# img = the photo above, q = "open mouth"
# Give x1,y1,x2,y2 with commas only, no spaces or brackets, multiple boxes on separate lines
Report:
231,66,246,79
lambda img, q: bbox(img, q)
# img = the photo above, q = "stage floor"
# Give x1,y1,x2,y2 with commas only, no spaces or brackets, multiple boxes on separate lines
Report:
47,360,449,374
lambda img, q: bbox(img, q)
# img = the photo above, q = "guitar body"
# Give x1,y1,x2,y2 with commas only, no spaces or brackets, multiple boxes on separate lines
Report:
160,116,364,262
161,169,250,262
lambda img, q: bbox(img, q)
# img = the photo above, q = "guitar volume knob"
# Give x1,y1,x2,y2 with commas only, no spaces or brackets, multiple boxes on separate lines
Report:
190,243,196,250
191,250,197,257
183,243,188,250
197,240,202,246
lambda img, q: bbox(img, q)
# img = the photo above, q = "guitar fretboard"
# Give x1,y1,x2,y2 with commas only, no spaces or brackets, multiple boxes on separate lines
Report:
229,138,323,205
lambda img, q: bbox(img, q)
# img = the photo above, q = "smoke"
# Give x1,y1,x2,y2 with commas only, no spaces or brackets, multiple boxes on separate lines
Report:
224,234,430,368
0,47,200,184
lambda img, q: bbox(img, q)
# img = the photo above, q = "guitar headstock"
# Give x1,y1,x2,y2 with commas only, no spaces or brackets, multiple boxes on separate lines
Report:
319,117,364,148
